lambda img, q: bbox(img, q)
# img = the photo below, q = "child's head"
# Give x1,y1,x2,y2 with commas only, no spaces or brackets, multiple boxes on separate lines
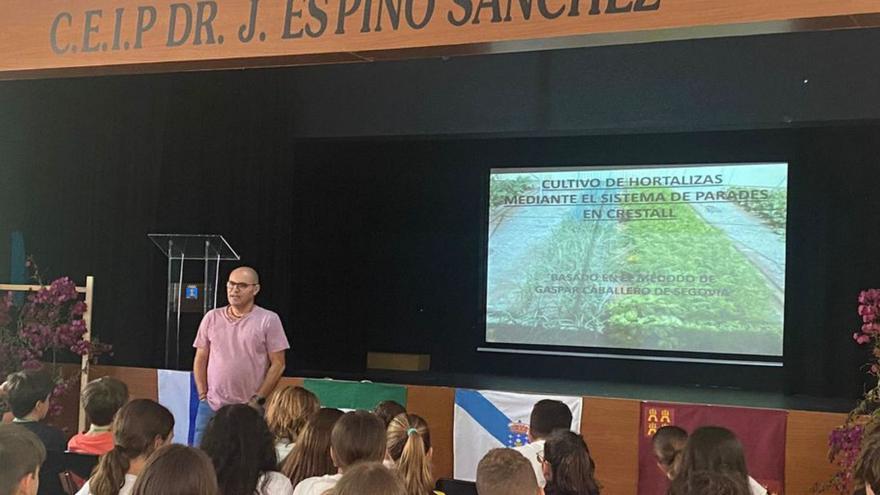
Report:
0,424,46,495
131,444,218,495
476,448,539,495
200,404,277,495
331,462,406,495
386,414,432,495
667,469,750,495
856,430,880,495
373,401,406,428
330,411,387,470
82,377,129,427
91,399,175,495
265,386,319,443
652,425,688,479
5,370,55,420
281,408,345,486
672,426,749,490
543,430,599,495
529,400,572,441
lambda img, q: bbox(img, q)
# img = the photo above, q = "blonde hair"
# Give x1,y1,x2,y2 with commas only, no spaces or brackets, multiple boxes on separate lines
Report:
386,414,433,495
331,462,407,495
265,386,319,443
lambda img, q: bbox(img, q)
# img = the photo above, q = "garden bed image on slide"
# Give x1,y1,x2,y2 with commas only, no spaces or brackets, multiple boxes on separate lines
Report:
487,188,784,356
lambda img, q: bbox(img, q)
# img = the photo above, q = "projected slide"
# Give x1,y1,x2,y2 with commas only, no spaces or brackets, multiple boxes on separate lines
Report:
486,163,787,356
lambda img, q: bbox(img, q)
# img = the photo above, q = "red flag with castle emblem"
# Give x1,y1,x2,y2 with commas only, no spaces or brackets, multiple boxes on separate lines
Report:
637,401,787,495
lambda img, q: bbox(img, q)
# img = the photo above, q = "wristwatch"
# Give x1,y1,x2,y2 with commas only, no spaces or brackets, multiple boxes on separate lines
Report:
250,394,266,406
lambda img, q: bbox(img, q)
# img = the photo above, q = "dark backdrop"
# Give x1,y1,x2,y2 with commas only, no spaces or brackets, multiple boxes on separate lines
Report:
1,27,880,401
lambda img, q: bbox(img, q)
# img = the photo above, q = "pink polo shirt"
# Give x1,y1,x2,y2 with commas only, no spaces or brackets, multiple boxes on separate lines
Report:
193,305,290,411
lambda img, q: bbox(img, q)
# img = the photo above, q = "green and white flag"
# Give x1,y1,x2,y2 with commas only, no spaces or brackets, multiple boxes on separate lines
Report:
303,378,407,410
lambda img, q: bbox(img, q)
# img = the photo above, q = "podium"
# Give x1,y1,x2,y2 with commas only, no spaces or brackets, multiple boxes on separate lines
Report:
148,234,239,369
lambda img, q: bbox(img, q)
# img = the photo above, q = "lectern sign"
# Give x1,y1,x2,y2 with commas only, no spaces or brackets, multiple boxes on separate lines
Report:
2,0,879,77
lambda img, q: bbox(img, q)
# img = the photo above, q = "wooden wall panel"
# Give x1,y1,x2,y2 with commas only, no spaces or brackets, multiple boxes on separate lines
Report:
407,385,455,480
582,397,641,495
1,0,880,78
785,410,848,495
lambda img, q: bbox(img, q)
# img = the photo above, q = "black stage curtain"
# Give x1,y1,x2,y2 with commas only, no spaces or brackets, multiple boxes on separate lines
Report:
0,71,300,370
1,66,879,400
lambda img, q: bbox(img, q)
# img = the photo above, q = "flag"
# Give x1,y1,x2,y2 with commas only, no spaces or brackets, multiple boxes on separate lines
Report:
157,370,200,446
637,401,787,495
302,378,407,410
453,389,583,481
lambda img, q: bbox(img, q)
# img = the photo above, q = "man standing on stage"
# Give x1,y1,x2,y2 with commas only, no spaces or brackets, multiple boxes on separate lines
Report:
192,266,289,446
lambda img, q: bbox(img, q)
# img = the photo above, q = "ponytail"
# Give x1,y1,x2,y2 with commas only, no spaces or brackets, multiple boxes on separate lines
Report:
91,447,132,495
387,414,433,495
88,400,174,495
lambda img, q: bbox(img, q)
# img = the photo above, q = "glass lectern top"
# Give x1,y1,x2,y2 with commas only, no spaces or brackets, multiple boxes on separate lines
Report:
148,234,240,261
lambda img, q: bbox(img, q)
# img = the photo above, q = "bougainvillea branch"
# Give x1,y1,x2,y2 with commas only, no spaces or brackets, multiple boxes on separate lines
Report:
0,259,111,419
815,289,880,493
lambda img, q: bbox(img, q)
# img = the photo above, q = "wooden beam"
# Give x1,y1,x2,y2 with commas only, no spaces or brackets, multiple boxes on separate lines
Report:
1,0,879,79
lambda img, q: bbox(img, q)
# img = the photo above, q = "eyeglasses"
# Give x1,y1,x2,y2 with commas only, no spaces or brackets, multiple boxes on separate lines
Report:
536,452,545,464
226,281,258,290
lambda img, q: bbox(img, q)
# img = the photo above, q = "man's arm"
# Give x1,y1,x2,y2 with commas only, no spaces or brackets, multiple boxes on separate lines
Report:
193,347,210,400
254,350,286,400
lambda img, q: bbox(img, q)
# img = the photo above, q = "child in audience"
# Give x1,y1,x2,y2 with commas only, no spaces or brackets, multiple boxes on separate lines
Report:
77,399,174,495
855,428,880,495
130,444,218,495
475,448,540,495
329,462,406,495
265,386,320,464
0,424,46,495
4,370,65,452
373,401,406,428
200,404,293,495
292,410,386,495
515,399,573,488
386,413,434,495
281,409,344,486
68,377,129,455
668,470,750,495
667,426,766,495
542,429,600,495
652,426,688,480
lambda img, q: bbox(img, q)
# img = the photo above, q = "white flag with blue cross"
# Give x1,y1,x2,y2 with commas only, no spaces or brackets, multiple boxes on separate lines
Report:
452,389,582,481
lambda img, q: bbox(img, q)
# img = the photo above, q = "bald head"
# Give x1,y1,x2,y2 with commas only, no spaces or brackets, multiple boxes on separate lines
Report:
230,266,259,284
227,266,260,310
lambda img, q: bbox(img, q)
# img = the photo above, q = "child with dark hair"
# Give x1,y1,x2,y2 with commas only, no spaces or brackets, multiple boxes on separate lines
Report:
667,426,767,495
281,408,344,487
652,426,688,480
130,445,218,495
292,410,386,495
542,429,600,495
0,424,46,495
200,404,293,495
78,399,175,495
373,401,406,428
515,399,573,488
68,377,129,455
668,470,750,495
4,370,64,452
